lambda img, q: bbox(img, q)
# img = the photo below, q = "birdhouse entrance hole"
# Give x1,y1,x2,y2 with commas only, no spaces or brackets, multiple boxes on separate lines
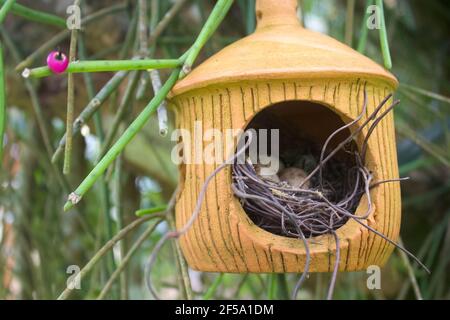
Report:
232,100,365,239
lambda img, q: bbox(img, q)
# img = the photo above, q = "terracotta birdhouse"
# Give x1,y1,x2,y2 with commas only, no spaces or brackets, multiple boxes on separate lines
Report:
169,0,400,273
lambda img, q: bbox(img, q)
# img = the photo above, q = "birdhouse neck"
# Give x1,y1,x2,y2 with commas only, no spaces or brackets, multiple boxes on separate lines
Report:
255,0,301,30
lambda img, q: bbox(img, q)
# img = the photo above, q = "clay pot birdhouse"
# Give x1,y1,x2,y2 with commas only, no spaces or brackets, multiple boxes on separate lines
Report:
169,0,400,273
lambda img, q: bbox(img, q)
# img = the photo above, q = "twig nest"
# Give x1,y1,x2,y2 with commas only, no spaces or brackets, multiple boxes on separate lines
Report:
278,167,310,189
256,170,280,183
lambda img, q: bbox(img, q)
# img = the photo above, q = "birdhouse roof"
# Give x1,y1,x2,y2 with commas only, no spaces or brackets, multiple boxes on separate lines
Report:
171,1,398,97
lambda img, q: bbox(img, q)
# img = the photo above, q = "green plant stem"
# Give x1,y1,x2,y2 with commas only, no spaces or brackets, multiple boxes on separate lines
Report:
357,0,374,53
146,0,170,132
267,274,289,300
63,0,80,175
158,35,238,45
142,0,170,133
376,0,392,69
1,28,54,176
203,274,224,300
57,214,166,300
135,0,150,100
149,0,159,43
169,238,187,299
120,5,138,59
398,238,423,300
0,0,15,23
246,0,256,34
345,0,355,46
148,0,189,48
97,190,177,300
138,0,149,56
64,0,232,211
268,274,277,299
78,38,105,141
231,274,249,297
88,44,121,61
135,205,168,217
0,41,5,167
400,83,450,105
152,69,169,136
96,219,165,300
180,0,233,78
397,123,450,168
113,154,126,299
52,70,129,163
0,0,65,28
63,68,181,211
24,58,181,79
1,27,96,240
78,31,117,293
399,156,436,176
97,71,141,161
166,209,193,299
276,274,290,300
15,3,127,71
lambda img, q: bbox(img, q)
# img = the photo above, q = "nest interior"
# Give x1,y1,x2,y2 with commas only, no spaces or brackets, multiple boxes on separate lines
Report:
232,100,366,239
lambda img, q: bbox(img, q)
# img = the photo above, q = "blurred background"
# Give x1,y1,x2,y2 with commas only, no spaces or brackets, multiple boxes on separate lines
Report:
0,0,449,299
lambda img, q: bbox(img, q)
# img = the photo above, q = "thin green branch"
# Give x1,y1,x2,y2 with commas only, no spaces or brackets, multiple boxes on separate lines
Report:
180,0,234,78
113,153,126,299
78,29,117,291
97,219,165,300
138,0,149,56
0,41,5,167
51,70,129,163
97,71,141,161
158,35,238,45
397,123,450,168
57,213,166,300
170,237,187,299
78,36,105,141
148,0,189,48
152,69,169,136
203,274,224,300
63,68,181,211
120,5,139,59
149,0,159,44
143,0,171,134
345,0,355,47
1,27,97,241
230,274,249,297
398,238,423,300
135,205,168,217
246,0,256,34
275,274,289,300
400,83,450,105
0,0,15,24
15,3,127,71
357,0,374,53
23,58,181,79
268,274,276,299
267,274,289,300
63,0,80,175
166,208,193,299
376,0,392,69
0,0,65,28
63,0,234,212
88,45,121,61
135,0,149,100
1,28,54,173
